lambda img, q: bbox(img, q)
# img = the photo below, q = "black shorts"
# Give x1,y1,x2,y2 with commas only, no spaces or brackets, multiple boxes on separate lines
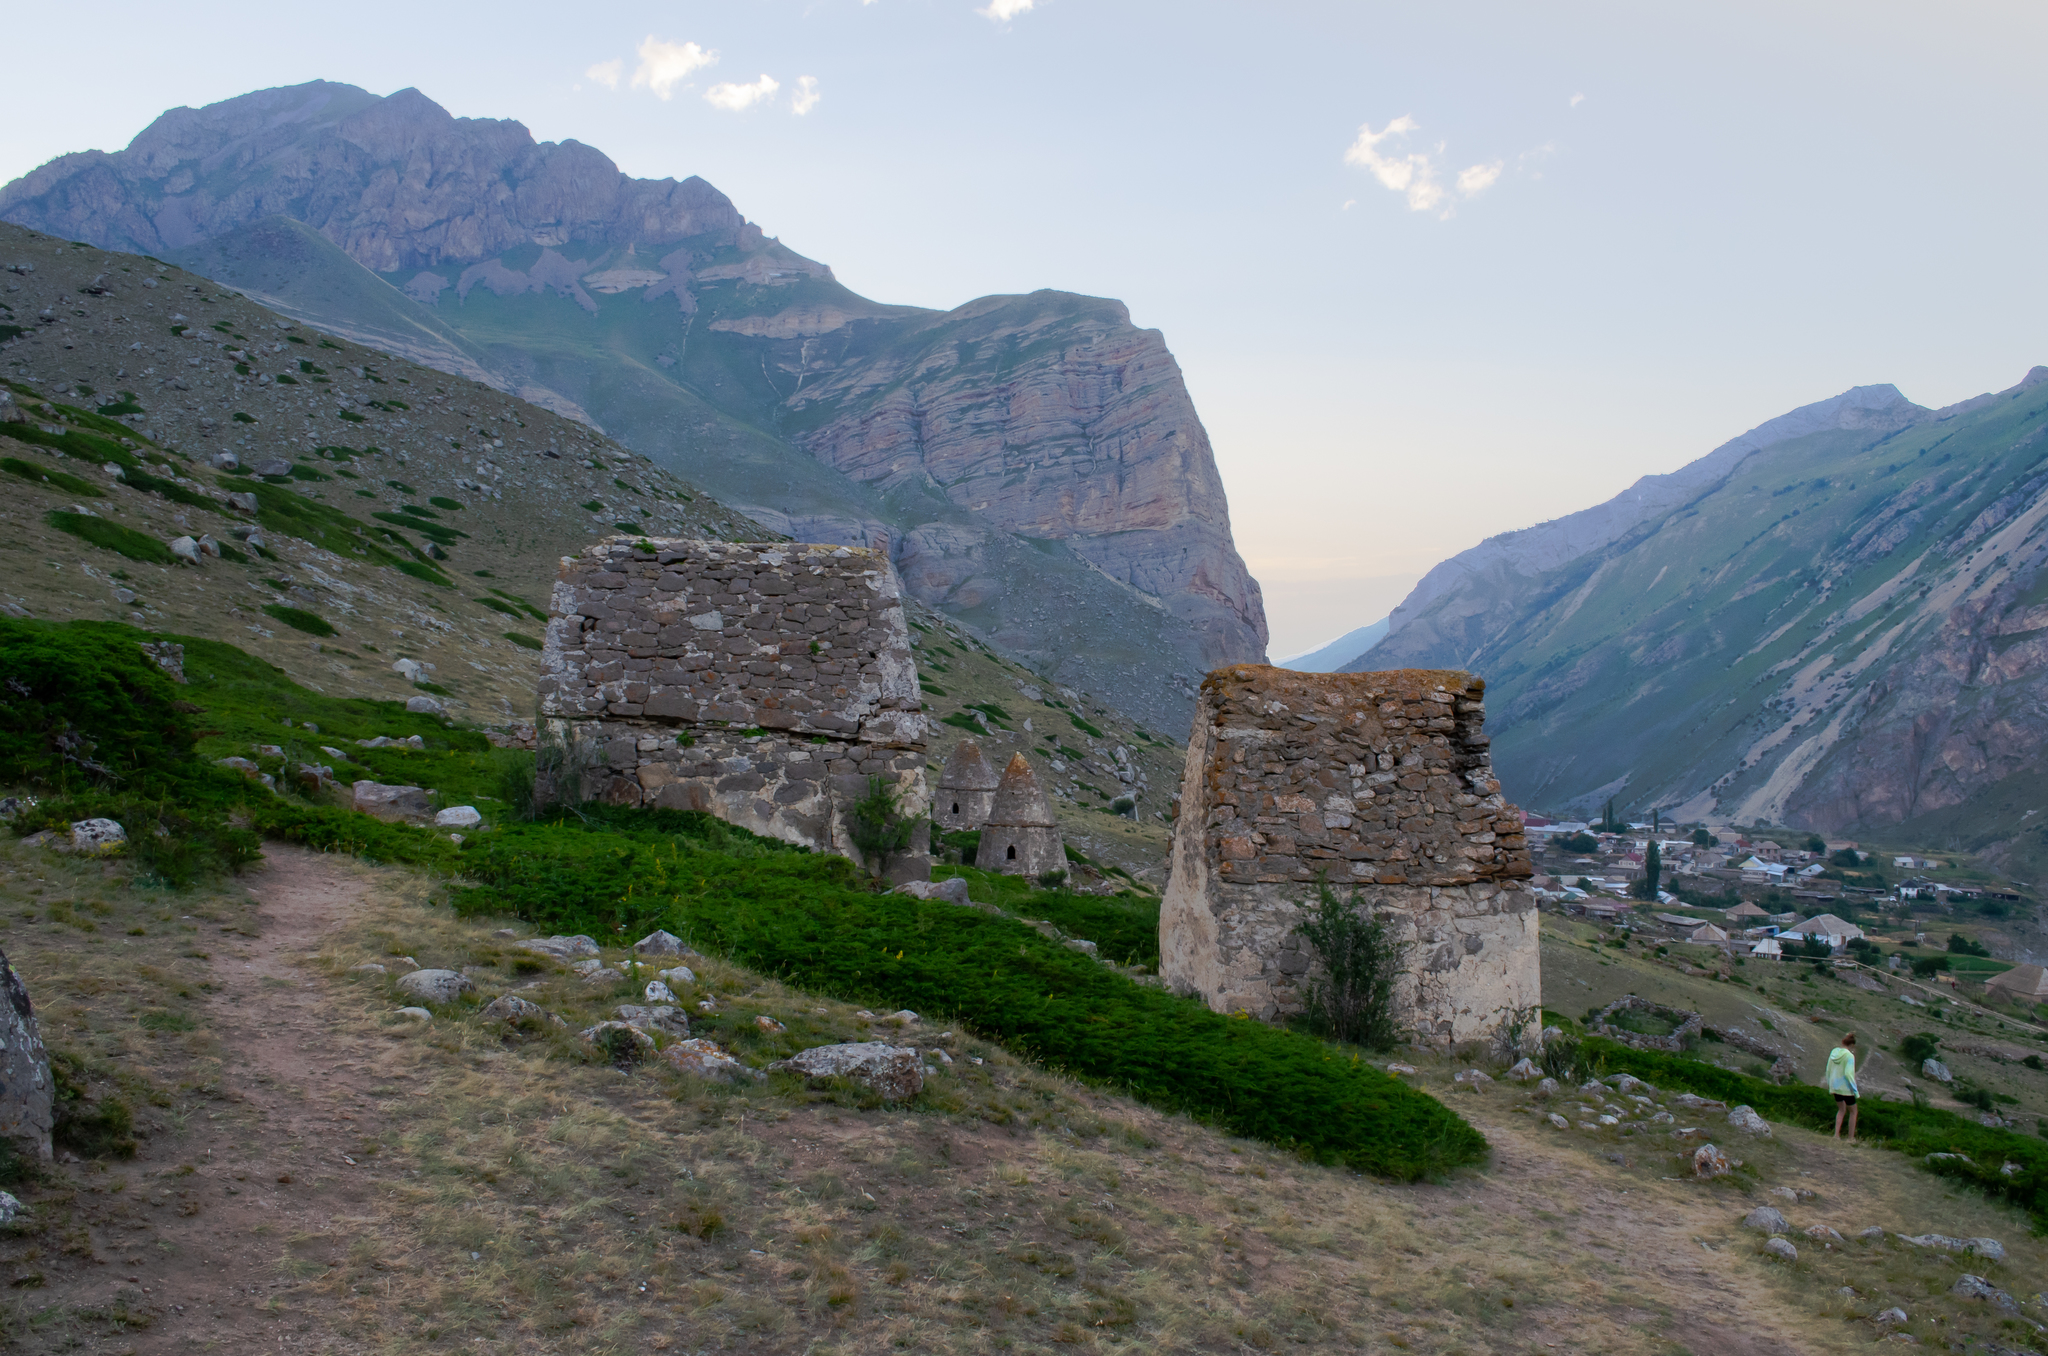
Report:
1833,1093,1857,1106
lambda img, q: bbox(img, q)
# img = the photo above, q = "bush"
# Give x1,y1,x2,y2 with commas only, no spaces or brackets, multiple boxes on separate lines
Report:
44,509,173,564
1292,882,1405,1052
2,455,103,496
845,776,915,882
262,603,335,637
0,618,207,793
451,809,1487,1180
1900,1032,1941,1064
50,1052,136,1160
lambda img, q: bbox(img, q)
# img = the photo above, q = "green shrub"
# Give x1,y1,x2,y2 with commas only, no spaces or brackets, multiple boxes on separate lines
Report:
44,510,172,563
1900,1032,1940,1064
1293,883,1405,1051
1069,713,1104,738
50,1053,136,1160
503,631,543,651
451,809,1487,1180
2,455,103,496
429,496,463,511
262,604,335,637
846,776,916,882
0,619,202,791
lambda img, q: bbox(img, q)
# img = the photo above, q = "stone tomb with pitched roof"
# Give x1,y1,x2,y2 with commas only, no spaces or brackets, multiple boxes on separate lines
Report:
538,537,931,884
1160,665,1539,1043
980,753,1066,877
936,739,1001,831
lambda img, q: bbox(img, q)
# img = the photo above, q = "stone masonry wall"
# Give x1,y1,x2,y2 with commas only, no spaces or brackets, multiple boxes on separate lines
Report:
539,538,930,882
1159,665,1538,1043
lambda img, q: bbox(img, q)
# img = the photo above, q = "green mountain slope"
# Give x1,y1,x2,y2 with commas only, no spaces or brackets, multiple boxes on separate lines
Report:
1355,368,2048,846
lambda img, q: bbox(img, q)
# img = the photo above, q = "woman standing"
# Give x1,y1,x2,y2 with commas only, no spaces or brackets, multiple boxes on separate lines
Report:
1827,1032,1859,1142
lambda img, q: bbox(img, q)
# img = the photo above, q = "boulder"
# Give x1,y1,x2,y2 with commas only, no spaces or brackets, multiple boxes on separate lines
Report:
580,1021,655,1065
632,930,687,957
395,1007,432,1020
1506,1057,1542,1081
349,963,387,975
226,491,259,513
1064,938,1099,956
658,966,697,987
1743,1206,1790,1233
405,695,445,715
434,806,482,828
1453,1068,1493,1088
1804,1225,1844,1242
893,878,973,906
643,981,677,1004
195,534,222,558
1763,1237,1798,1262
253,459,292,478
1728,1105,1772,1136
1692,1143,1731,1178
1609,1074,1654,1095
67,818,127,855
1950,1275,2017,1310
516,934,601,961
1873,1307,1908,1327
0,1192,23,1225
755,1015,787,1033
1672,1092,1727,1110
770,1043,923,1101
0,950,54,1159
1896,1233,2003,1261
169,535,202,565
614,1005,689,1038
1533,1077,1560,1098
884,1010,921,1026
1385,1062,1419,1075
1921,1057,1952,1083
479,995,564,1028
396,969,474,1004
1547,1113,1570,1129
1857,1226,1886,1241
663,1038,758,1083
392,658,425,682
353,781,431,820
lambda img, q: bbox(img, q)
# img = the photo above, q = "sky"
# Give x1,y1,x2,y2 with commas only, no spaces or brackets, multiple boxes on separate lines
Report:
4,1,2045,659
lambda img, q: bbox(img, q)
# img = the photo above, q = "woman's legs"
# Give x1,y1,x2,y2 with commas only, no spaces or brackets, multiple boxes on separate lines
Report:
1833,1098,1847,1138
1846,1101,1858,1142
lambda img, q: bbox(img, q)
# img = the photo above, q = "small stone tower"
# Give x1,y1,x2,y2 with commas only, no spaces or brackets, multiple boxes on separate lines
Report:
979,754,1066,877
936,739,1000,830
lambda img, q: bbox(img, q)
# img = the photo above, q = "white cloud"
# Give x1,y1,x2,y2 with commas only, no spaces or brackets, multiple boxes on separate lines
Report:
1457,161,1503,196
586,59,624,90
705,74,781,111
791,76,821,116
1570,92,1586,108
1343,117,1504,218
979,0,1034,20
628,37,718,100
1341,198,1356,211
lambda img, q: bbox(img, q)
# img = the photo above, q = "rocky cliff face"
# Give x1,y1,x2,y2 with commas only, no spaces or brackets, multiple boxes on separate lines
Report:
0,83,1267,730
1349,368,2048,845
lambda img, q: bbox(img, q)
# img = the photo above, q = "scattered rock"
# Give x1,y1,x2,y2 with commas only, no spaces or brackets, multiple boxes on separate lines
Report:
580,967,624,983
1063,938,1099,956
1693,1144,1732,1178
633,930,688,957
1533,1077,1559,1098
755,1015,787,1033
405,695,445,715
658,966,697,988
1763,1237,1798,1262
1921,1057,1952,1083
1769,1186,1798,1203
643,980,677,1004
0,949,54,1160
492,929,520,939
1386,1062,1418,1075
663,1038,757,1082
1649,1110,1674,1124
480,995,565,1028
1672,1092,1727,1111
396,969,474,1004
67,818,127,855
614,1005,689,1038
1742,1206,1790,1234
392,658,425,682
1547,1113,1570,1129
1609,1074,1654,1095
1858,1226,1886,1241
769,1043,924,1101
1951,1275,2018,1310
394,1007,432,1021
169,535,202,565
893,878,973,906
1805,1225,1844,1242
1873,1307,1908,1327
1728,1105,1772,1136
435,806,482,828
349,963,388,975
1453,1068,1493,1087
1897,1233,2003,1261
1506,1057,1542,1081
352,781,431,820
580,1021,656,1065
884,1010,920,1026
1579,1080,1606,1096
226,490,259,513
0,1192,24,1225
517,935,601,961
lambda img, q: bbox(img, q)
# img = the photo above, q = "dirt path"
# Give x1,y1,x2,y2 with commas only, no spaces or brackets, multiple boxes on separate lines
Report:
40,846,394,1353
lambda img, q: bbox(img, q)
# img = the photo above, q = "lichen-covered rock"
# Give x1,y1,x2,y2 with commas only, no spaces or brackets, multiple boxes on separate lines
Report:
67,818,127,855
479,995,564,1028
1692,1143,1731,1178
0,950,53,1160
1921,1057,1952,1083
353,781,431,820
663,1038,757,1083
434,806,482,828
580,1021,655,1065
643,980,677,1004
517,935,601,961
1728,1105,1772,1136
1743,1206,1790,1233
893,878,973,906
396,969,474,1004
1158,666,1537,1041
770,1042,923,1101
633,930,686,957
1763,1237,1798,1262
614,1005,690,1038
1506,1058,1541,1080
1950,1274,2017,1309
1897,1233,2003,1261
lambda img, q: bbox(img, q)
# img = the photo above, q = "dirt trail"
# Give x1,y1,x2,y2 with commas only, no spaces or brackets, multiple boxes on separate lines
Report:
39,846,394,1353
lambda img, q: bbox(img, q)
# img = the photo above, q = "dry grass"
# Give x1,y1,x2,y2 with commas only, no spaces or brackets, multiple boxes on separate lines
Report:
2,842,2044,1353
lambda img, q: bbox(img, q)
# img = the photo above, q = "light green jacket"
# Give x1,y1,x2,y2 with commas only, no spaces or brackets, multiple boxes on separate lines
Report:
1826,1047,1857,1096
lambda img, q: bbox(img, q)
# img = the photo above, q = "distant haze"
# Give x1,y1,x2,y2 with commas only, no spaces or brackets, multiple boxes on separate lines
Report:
3,2,2042,643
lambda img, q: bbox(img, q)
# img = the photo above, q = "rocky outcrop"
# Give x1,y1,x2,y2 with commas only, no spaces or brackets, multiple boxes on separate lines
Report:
0,950,53,1159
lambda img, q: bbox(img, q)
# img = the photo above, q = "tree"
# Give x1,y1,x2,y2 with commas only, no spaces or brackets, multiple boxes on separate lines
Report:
846,775,916,883
1631,840,1663,899
1805,833,1827,853
1829,848,1862,869
1691,827,1716,848
1293,882,1406,1051
1599,798,1624,833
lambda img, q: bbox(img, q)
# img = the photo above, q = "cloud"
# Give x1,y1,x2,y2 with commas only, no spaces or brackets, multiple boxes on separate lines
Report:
1456,161,1503,196
628,37,718,100
586,59,624,90
1570,92,1586,108
791,76,821,116
979,0,1034,20
1342,117,1503,218
705,74,781,111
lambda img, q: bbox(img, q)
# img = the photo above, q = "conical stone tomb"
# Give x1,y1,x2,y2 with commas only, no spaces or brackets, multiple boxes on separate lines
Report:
936,739,1001,830
980,753,1065,877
